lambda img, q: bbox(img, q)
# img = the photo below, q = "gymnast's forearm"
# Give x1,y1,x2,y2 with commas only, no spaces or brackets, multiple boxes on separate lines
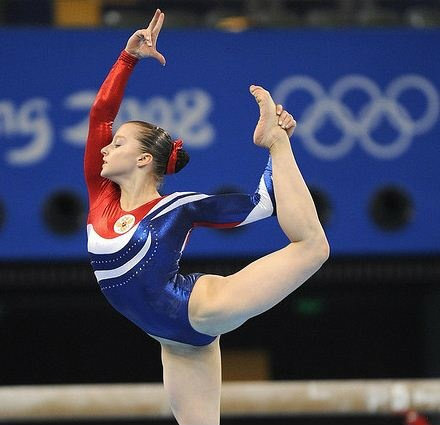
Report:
270,133,326,243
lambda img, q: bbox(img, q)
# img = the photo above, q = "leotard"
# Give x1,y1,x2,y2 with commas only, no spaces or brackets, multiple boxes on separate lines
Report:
85,50,276,346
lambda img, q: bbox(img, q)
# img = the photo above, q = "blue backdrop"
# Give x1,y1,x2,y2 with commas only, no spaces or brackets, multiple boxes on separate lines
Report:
0,29,439,259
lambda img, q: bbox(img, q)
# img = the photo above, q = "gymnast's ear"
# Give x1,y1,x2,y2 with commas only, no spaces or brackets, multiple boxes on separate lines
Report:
137,152,154,167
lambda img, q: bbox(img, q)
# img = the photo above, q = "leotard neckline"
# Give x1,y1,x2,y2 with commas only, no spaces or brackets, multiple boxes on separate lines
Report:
118,195,167,214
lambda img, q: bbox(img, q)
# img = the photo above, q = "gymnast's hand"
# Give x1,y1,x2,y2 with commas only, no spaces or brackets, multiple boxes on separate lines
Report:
276,104,296,139
250,85,296,149
125,9,166,65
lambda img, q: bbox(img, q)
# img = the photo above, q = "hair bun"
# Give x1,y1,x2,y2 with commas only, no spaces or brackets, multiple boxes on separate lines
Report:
174,148,190,173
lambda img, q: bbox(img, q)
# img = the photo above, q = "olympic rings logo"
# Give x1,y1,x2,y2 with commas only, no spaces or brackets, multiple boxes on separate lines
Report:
273,75,439,160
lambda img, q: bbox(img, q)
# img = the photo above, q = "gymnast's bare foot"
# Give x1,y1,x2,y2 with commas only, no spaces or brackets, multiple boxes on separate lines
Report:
250,85,288,149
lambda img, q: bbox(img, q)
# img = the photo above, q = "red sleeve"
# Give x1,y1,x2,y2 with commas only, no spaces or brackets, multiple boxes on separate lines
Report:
84,50,139,205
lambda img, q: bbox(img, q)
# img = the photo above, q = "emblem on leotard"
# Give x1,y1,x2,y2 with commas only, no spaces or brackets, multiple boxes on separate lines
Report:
114,214,136,234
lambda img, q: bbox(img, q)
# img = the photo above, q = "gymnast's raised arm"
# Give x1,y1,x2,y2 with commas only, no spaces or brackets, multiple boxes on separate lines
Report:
84,9,166,204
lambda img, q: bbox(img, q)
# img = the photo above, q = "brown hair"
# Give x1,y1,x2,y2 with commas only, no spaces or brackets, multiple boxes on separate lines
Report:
127,120,190,186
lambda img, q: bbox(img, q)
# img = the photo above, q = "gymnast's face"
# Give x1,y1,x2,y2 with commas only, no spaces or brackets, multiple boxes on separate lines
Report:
100,123,150,182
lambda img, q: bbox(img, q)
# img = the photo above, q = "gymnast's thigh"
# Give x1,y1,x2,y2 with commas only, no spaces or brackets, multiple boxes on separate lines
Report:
160,336,221,425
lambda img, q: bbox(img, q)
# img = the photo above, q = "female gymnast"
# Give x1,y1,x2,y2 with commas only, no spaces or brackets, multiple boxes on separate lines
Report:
85,9,329,425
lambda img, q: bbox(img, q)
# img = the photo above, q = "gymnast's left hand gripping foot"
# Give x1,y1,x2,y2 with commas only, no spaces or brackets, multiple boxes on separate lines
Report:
84,9,329,425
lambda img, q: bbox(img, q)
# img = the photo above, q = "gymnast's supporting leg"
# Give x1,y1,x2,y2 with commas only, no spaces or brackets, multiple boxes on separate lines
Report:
160,337,221,425
189,85,330,336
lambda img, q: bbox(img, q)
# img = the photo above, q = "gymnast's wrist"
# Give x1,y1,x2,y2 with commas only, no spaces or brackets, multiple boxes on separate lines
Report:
124,48,140,59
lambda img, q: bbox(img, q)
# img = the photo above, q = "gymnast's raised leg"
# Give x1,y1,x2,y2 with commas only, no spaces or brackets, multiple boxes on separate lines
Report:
189,85,329,336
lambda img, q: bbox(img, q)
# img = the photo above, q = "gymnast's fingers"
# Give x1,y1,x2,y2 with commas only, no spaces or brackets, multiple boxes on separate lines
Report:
278,110,290,128
153,11,165,36
147,8,162,31
285,114,296,128
276,104,283,116
286,117,297,137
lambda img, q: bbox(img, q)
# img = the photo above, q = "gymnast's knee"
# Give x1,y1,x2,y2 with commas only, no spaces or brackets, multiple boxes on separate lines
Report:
288,234,330,264
310,234,330,263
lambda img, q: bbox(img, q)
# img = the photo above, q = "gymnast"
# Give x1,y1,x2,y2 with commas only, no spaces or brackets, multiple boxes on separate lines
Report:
85,9,329,425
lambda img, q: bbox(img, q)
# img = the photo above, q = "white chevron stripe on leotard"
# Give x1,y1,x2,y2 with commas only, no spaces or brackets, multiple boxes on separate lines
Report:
150,193,211,221
237,175,273,226
145,191,196,218
87,223,141,254
94,232,152,282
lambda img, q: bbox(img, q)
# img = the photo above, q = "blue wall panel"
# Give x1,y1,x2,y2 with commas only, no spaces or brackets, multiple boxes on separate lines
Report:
0,29,439,259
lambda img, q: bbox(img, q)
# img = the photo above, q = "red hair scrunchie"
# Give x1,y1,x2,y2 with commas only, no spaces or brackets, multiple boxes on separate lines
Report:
166,139,184,175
